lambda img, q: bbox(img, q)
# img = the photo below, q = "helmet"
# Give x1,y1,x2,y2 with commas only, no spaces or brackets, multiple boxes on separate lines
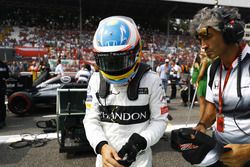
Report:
93,16,142,84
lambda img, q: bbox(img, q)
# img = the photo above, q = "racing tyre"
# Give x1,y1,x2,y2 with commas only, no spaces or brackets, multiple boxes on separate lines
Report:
8,92,33,116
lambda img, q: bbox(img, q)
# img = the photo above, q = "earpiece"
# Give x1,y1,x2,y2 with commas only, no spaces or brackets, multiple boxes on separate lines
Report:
217,8,244,44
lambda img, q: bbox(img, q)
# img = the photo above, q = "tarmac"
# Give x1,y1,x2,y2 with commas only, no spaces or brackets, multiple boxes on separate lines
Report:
0,91,201,167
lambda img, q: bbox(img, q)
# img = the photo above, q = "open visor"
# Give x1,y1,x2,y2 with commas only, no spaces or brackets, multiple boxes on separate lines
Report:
95,50,138,75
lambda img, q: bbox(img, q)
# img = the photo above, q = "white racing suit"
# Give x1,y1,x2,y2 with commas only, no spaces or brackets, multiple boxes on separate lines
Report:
83,70,168,167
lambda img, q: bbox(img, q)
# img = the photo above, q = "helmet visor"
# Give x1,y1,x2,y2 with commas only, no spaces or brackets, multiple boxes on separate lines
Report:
95,50,138,75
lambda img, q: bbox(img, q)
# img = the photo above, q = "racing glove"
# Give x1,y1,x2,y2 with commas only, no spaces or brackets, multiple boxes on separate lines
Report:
117,133,147,167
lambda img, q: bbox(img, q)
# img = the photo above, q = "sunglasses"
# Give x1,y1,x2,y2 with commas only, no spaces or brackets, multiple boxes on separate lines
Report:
196,27,210,40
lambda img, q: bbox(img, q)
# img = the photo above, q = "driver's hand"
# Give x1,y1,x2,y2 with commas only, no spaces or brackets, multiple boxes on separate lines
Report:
101,144,124,167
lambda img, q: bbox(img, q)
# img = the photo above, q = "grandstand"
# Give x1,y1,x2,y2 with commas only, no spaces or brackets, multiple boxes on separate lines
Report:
0,0,249,69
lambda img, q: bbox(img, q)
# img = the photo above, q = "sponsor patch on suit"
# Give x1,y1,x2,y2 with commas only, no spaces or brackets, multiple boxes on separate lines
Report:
160,106,168,115
86,95,93,102
138,88,148,94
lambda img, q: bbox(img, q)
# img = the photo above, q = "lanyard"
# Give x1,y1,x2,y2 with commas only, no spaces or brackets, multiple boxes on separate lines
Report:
218,46,243,115
218,64,233,114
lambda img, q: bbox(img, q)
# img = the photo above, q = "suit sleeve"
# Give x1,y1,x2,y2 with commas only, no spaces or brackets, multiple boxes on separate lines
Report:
83,74,108,154
139,75,168,149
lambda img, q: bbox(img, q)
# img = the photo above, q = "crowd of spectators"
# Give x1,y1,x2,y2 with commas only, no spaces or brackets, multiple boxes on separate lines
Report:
0,8,199,73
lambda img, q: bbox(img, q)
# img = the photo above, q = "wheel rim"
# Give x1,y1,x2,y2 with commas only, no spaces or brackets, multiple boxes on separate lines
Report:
11,96,29,114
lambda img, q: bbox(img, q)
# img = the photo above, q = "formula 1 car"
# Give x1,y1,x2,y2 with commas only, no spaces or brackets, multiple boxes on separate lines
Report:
7,71,79,116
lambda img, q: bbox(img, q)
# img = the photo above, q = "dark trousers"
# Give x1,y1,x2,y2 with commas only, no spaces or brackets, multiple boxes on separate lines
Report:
171,80,177,99
0,92,6,122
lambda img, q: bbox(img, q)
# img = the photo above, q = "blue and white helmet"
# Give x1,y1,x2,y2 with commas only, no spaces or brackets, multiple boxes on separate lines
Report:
93,16,142,84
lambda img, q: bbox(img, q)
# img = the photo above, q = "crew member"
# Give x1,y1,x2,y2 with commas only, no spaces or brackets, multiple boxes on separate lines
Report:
190,6,250,167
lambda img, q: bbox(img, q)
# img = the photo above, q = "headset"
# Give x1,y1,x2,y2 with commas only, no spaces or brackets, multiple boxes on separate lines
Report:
216,7,245,44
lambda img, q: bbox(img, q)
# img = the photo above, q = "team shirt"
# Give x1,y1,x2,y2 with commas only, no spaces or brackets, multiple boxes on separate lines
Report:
206,44,250,144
